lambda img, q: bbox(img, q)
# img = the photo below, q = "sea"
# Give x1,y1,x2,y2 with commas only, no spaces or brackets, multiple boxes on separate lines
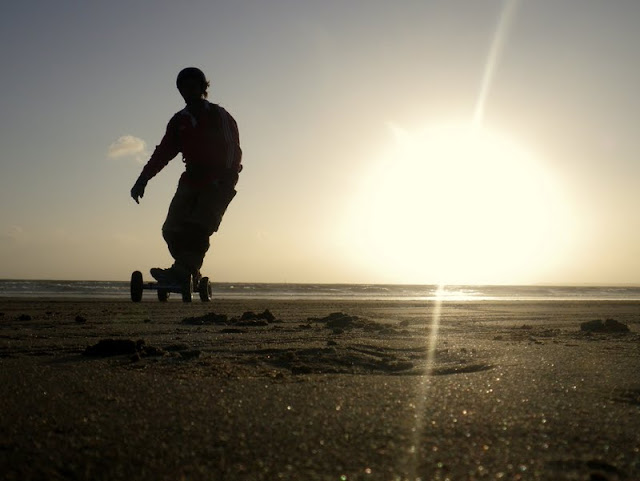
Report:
1,280,640,301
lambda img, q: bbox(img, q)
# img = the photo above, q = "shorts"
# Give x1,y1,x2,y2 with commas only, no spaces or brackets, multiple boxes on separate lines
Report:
162,182,237,237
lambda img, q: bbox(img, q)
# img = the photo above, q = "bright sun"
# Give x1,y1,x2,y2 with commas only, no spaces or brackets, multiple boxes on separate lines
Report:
345,123,572,285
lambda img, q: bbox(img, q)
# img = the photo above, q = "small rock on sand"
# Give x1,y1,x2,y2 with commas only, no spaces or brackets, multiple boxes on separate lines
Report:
83,339,138,356
182,312,228,325
580,318,630,333
311,312,384,331
240,309,276,322
83,339,166,357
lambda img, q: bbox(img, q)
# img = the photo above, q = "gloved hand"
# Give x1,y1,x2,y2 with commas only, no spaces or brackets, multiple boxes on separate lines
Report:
130,175,148,204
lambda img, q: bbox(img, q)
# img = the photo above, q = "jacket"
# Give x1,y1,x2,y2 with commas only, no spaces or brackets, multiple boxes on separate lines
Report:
141,101,242,189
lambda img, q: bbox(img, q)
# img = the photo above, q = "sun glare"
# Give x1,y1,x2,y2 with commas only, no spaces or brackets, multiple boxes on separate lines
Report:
346,123,571,284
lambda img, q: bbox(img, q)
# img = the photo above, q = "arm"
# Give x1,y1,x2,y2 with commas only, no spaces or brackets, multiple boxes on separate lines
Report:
130,117,181,203
141,116,181,181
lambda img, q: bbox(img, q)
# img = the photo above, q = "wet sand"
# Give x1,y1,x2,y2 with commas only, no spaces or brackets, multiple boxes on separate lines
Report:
1,298,639,480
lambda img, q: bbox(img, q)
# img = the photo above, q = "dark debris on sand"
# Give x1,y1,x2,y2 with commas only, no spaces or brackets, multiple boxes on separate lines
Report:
240,309,276,322
308,312,386,331
182,309,280,326
83,339,166,358
580,318,630,333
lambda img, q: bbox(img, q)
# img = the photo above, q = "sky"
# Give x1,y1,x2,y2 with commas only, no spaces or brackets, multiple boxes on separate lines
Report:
1,0,639,285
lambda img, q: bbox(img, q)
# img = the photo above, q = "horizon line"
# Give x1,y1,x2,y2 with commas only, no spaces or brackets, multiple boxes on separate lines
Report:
1,278,640,288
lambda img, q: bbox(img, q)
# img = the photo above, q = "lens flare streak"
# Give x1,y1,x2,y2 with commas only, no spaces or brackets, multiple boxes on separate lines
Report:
473,0,520,127
406,2,520,478
407,284,445,479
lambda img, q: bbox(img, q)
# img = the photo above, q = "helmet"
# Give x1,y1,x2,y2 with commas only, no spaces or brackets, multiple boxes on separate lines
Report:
176,67,207,90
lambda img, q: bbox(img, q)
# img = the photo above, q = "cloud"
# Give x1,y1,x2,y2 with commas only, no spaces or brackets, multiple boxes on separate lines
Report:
1,225,29,244
108,135,148,163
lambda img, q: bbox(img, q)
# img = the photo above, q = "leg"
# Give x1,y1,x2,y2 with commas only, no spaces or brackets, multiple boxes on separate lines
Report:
177,184,236,279
152,184,197,282
166,222,210,276
153,182,236,282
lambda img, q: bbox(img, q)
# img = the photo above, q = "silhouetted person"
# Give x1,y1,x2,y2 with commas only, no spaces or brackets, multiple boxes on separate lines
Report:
130,67,242,285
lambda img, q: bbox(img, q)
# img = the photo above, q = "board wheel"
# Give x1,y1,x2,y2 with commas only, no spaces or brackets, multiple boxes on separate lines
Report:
198,276,212,302
130,271,143,302
158,289,169,302
181,276,193,303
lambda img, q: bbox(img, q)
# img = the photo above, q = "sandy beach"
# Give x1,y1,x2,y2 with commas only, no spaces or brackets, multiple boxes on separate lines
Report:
1,297,639,480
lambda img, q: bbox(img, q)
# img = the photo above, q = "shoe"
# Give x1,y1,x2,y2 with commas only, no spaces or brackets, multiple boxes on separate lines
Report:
150,267,176,283
150,265,190,284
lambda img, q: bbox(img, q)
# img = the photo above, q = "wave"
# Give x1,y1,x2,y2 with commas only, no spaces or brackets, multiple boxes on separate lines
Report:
1,280,640,301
